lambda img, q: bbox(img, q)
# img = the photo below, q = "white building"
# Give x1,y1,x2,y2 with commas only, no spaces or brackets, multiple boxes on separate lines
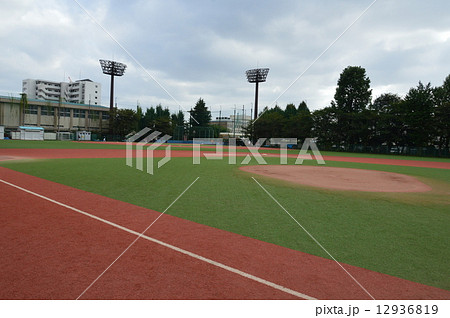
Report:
210,114,252,137
22,79,101,105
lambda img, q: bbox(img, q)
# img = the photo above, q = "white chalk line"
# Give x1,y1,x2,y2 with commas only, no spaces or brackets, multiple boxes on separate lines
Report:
0,178,316,300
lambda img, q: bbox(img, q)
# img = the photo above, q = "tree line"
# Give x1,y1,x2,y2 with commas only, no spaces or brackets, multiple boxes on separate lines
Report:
250,66,450,156
109,98,213,139
109,65,449,156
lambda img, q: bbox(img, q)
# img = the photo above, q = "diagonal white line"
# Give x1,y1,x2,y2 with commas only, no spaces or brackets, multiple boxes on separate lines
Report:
71,0,199,125
254,0,378,123
75,176,200,299
0,178,316,300
251,177,376,300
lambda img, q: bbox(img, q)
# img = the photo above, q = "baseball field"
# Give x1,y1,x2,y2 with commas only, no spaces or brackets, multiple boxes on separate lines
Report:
0,140,449,300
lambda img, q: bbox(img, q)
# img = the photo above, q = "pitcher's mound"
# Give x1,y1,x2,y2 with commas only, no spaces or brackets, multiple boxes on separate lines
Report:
240,165,432,193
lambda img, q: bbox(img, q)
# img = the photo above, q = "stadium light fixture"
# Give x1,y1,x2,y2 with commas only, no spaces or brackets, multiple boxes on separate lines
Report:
246,68,269,120
99,59,127,111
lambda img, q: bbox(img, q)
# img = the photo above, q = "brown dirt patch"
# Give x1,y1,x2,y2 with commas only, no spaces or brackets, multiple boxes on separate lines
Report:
240,165,432,193
0,155,29,162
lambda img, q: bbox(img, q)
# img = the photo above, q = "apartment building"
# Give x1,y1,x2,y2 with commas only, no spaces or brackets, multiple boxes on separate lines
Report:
22,79,101,105
210,114,252,137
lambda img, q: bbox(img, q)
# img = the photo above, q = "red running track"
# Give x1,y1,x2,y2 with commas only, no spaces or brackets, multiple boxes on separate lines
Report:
1,166,449,300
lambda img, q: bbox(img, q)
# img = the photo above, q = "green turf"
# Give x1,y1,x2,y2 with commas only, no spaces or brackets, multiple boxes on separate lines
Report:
1,156,449,290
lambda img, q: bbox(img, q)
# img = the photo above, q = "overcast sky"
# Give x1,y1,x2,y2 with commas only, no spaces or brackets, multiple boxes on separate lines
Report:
1,0,449,117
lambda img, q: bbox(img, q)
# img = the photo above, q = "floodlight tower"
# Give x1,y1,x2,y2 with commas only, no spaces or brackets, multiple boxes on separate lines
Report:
99,59,127,111
245,68,269,120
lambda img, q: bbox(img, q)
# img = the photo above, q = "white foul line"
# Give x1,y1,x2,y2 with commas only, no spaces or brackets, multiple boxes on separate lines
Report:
0,178,316,300
252,177,376,300
76,176,200,300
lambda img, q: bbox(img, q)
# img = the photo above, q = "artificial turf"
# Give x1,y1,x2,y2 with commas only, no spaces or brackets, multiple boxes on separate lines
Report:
1,155,449,290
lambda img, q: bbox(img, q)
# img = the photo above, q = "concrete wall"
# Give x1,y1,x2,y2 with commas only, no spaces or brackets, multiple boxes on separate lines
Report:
1,102,21,127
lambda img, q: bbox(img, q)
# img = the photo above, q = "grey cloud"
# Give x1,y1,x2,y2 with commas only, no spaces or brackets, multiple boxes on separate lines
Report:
1,0,449,115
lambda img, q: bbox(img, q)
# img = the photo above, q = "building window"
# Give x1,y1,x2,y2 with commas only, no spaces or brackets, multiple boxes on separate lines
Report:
59,108,71,117
41,106,55,116
89,111,100,119
102,112,109,120
25,105,38,115
73,109,85,118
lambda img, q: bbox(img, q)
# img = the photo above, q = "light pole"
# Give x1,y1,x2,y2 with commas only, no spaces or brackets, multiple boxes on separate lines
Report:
99,59,127,112
99,59,127,136
245,68,269,121
246,68,269,142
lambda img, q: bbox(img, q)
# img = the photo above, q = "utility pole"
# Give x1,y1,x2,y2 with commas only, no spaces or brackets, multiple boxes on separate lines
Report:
242,104,245,133
219,106,222,129
233,106,236,138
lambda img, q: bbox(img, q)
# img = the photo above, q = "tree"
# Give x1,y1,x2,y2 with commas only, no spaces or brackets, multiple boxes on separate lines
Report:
403,81,434,147
334,66,372,113
370,93,403,148
136,104,144,130
333,66,372,146
142,107,156,128
298,101,310,113
111,108,138,138
251,102,313,142
284,103,297,118
190,98,211,127
140,104,172,135
171,110,185,127
171,110,186,140
433,74,450,152
309,70,450,156
253,111,285,139
266,104,284,116
371,93,402,113
153,104,171,135
138,104,172,136
312,106,338,148
284,101,312,140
